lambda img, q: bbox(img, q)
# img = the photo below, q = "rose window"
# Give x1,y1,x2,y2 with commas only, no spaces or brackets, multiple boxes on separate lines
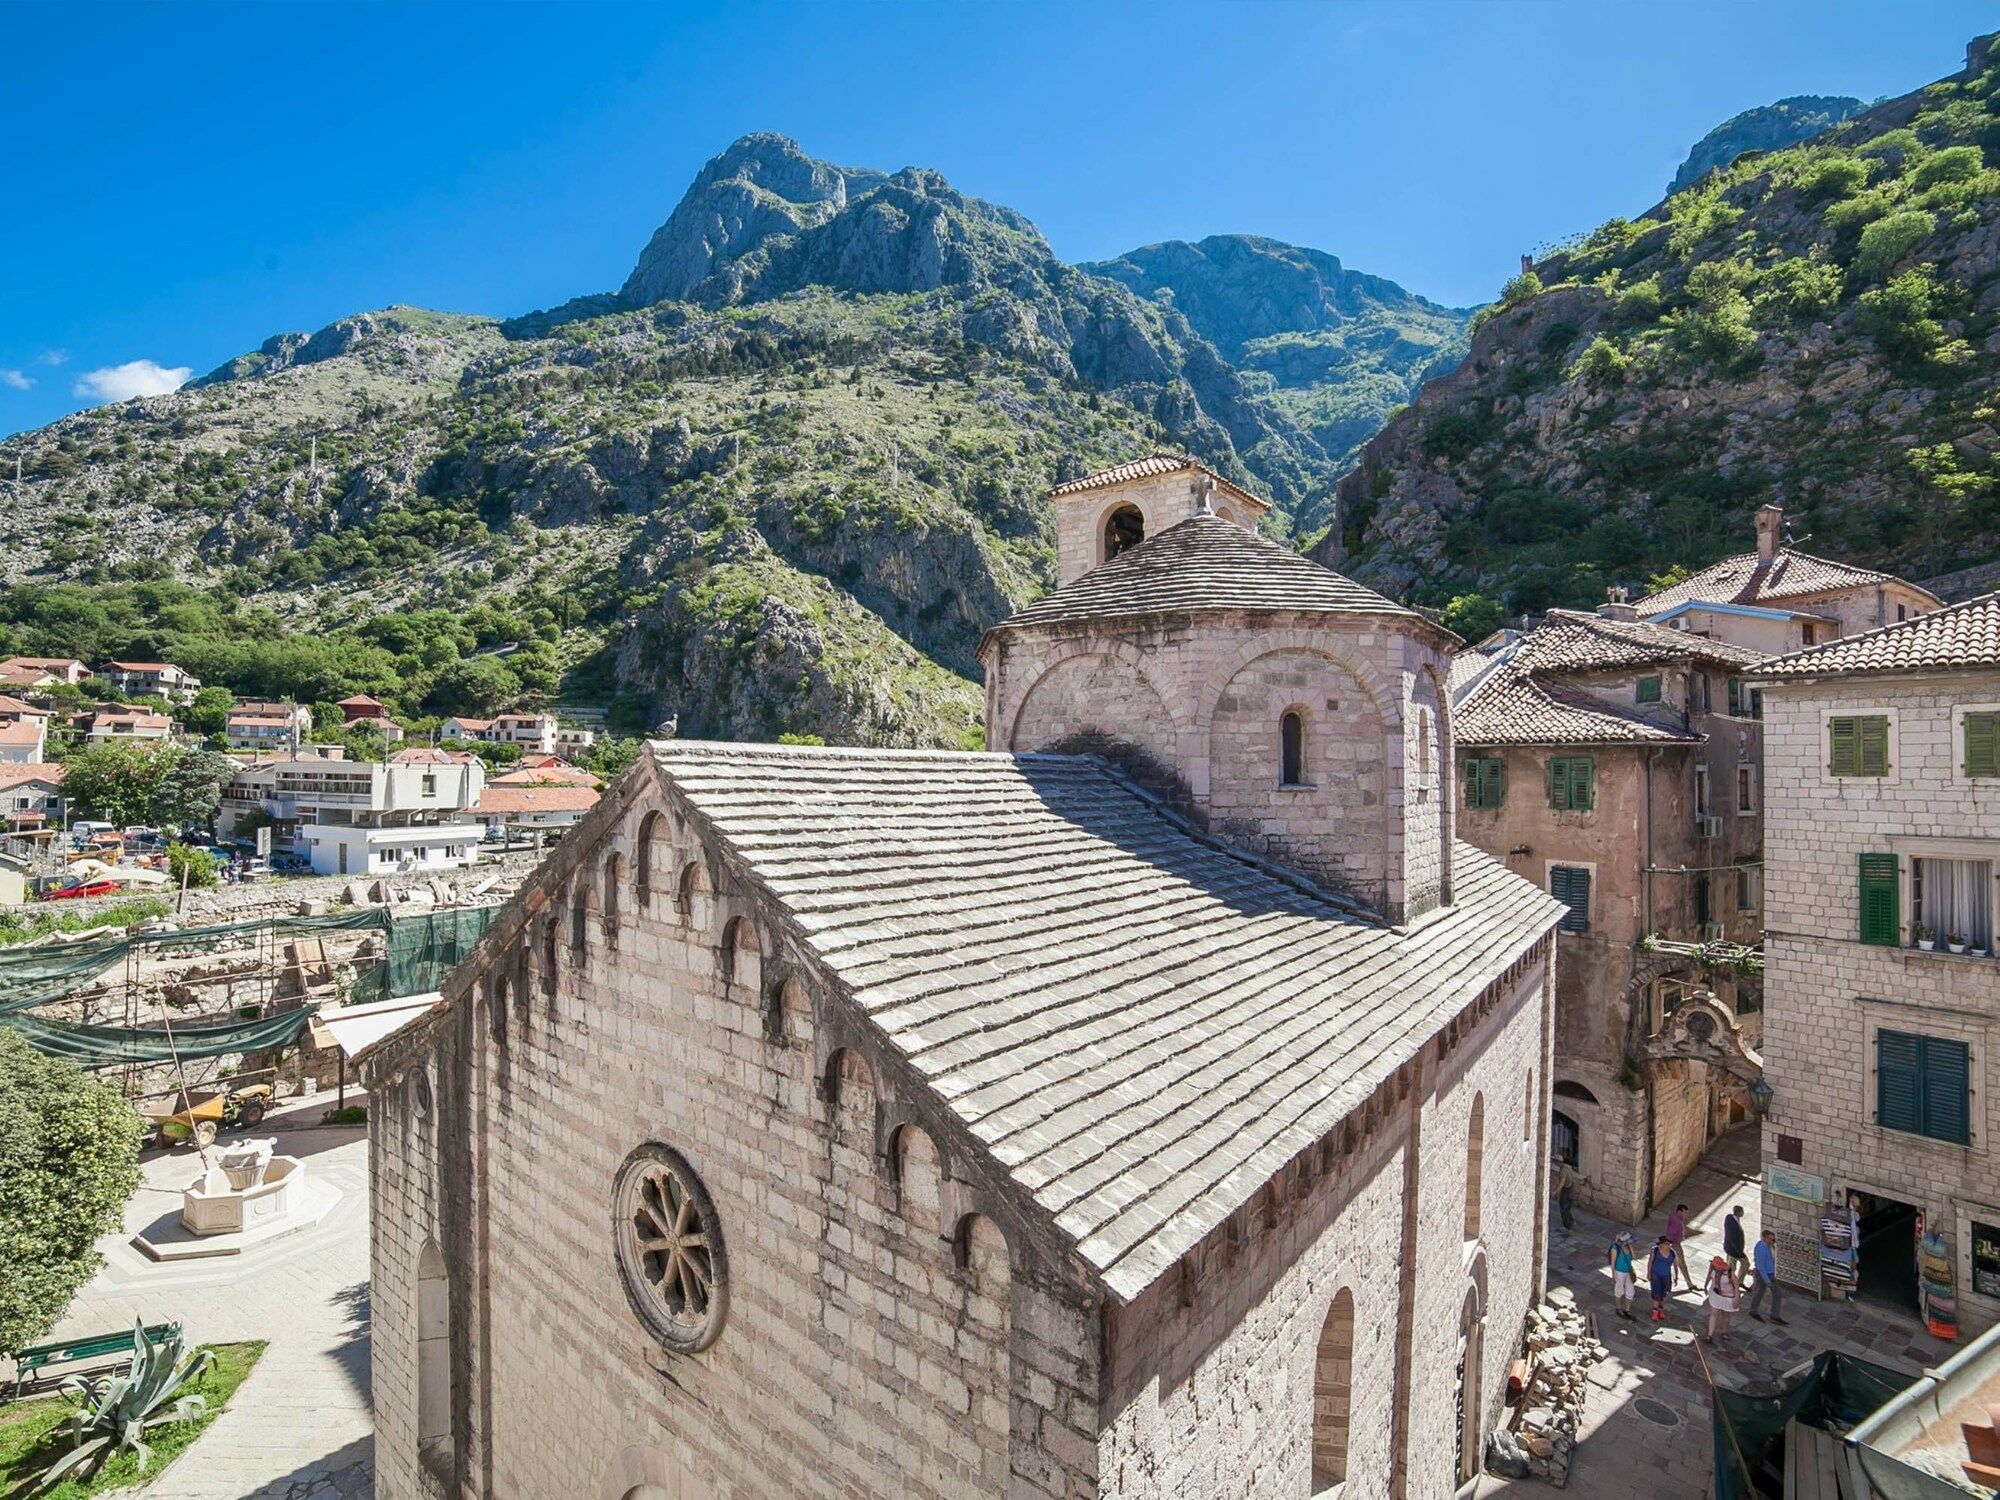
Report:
613,1143,728,1353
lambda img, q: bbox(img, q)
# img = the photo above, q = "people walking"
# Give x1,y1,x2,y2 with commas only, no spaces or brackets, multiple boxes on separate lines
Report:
1723,1204,1750,1286
1666,1203,1695,1291
1746,1228,1788,1326
1704,1255,1740,1347
1647,1236,1677,1323
1608,1232,1637,1319
1553,1158,1576,1232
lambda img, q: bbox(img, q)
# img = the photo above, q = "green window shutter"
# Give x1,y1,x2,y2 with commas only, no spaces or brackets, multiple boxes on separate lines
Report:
1548,758,1570,810
1859,716,1890,777
1636,675,1662,703
1858,853,1900,946
1829,717,1860,776
1877,1030,1922,1135
1466,757,1504,809
1573,757,1595,811
1489,758,1505,807
1728,678,1743,715
1551,866,1590,933
1921,1037,1971,1146
1965,713,2000,778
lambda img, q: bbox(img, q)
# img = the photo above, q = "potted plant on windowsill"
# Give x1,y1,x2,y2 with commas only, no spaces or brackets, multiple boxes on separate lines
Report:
1914,923,1935,952
1948,928,1969,955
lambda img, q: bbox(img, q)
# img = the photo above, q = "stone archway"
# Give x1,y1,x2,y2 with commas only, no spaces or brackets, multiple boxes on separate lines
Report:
1643,990,1763,1086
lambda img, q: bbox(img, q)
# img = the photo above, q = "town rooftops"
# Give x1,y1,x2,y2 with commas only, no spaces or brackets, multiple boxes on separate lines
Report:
1455,665,1700,747
0,722,44,748
985,514,1439,645
623,742,1559,1301
389,747,476,766
0,665,55,687
1635,550,1934,616
1049,452,1269,514
472,785,600,816
0,695,50,718
105,660,178,673
0,763,63,790
338,694,387,708
1,657,85,672
491,763,603,789
446,716,496,731
1750,590,2000,681
85,711,172,728
1515,610,1767,672
226,713,293,728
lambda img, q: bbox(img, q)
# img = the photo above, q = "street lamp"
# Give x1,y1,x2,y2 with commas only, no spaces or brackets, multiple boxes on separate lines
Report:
1748,1075,1774,1115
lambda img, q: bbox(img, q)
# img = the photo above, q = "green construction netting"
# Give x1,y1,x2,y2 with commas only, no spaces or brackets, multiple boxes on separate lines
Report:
0,905,501,1067
4,1006,319,1067
1712,1349,1914,1498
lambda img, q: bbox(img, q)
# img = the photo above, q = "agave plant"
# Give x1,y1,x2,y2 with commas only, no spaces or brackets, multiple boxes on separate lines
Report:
34,1320,214,1494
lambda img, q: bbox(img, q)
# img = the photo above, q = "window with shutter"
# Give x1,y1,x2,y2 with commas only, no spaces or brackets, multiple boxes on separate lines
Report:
1572,757,1594,811
1923,1038,1972,1146
1830,715,1890,777
1463,757,1504,809
1966,712,2000,778
1728,678,1743,716
1547,758,1569,810
1877,1030,1922,1135
1550,866,1591,933
1636,675,1662,704
1858,853,1900,946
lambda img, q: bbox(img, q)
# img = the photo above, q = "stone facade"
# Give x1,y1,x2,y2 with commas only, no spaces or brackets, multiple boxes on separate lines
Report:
1757,667,2000,1329
1051,463,1265,586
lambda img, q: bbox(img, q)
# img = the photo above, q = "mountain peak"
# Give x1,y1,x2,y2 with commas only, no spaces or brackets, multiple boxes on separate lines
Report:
1667,94,1868,193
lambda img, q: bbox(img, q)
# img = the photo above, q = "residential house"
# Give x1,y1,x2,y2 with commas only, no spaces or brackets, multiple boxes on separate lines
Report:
469,782,599,839
1754,592,2000,1331
1454,604,1771,1221
441,711,560,755
0,656,90,686
356,456,1562,1500
224,701,312,752
337,693,406,743
1635,504,1944,655
553,723,597,757
0,717,48,763
219,746,484,877
0,763,65,831
100,660,201,703
491,760,603,791
0,664,58,692
80,710,175,745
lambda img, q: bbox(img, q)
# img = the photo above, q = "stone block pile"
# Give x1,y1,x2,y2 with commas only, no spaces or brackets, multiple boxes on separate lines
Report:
1485,1290,1604,1487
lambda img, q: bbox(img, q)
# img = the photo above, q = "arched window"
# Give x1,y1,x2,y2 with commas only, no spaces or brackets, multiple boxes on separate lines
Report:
1418,708,1433,782
1280,710,1307,787
1464,1092,1484,1241
1523,1068,1535,1142
570,889,589,966
602,853,624,947
542,917,558,1011
1551,1109,1580,1169
489,975,509,1044
636,811,667,905
417,1239,452,1465
1456,1284,1486,1482
1553,1079,1600,1105
1103,504,1145,561
1312,1288,1354,1487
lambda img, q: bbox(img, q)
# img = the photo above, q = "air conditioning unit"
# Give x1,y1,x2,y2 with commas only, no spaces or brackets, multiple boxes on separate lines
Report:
1702,921,1727,942
1698,815,1724,839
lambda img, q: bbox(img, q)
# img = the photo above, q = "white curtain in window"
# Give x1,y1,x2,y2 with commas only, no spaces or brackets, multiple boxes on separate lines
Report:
1916,859,1993,950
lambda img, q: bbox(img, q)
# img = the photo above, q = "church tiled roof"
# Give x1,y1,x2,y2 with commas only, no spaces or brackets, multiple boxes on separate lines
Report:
1752,590,2000,679
647,741,1561,1302
989,515,1434,639
1634,549,1907,615
1048,452,1267,511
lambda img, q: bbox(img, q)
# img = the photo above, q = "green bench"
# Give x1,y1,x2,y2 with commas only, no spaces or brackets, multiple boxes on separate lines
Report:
8,1322,180,1399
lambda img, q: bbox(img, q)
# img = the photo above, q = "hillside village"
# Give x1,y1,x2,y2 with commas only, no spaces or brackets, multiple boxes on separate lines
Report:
5,21,2000,1500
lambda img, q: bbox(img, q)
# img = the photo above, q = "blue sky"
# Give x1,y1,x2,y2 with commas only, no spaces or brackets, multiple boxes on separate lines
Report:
2,0,1990,435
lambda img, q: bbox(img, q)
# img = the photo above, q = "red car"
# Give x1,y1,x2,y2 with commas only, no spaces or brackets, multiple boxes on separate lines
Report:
45,879,120,901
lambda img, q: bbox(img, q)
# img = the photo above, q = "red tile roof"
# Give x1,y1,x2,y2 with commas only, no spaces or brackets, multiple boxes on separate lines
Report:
473,785,600,815
0,762,63,790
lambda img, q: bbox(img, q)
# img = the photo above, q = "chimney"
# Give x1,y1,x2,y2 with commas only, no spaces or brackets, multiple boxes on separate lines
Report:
1754,504,1785,562
1599,586,1638,622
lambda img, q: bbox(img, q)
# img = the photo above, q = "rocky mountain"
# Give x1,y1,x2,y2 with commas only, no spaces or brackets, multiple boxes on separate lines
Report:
0,135,1459,746
1669,95,1869,193
1316,34,2000,623
1085,235,1474,487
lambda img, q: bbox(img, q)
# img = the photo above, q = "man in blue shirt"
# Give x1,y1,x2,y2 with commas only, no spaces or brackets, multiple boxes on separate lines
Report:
1746,1228,1787,1325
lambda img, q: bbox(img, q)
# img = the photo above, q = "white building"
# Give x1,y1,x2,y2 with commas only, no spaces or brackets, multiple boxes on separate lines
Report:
441,712,560,755
100,660,201,703
0,717,47,763
224,702,312,752
0,763,65,830
81,710,175,744
220,747,485,877
469,782,599,839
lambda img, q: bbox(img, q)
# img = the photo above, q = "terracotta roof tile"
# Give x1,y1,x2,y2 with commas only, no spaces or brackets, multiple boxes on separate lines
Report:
1634,550,1918,615
473,785,600,815
649,742,1560,1302
1455,664,1699,746
1753,590,2000,679
0,762,63,790
1518,611,1767,672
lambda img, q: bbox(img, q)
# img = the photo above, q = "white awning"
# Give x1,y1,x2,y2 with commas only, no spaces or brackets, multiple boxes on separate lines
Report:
309,991,443,1058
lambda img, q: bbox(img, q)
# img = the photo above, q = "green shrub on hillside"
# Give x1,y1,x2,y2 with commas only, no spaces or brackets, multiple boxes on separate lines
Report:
1853,210,1938,277
1855,265,1973,373
1912,144,1984,190
1752,256,1844,325
1795,155,1871,203
1572,335,1630,384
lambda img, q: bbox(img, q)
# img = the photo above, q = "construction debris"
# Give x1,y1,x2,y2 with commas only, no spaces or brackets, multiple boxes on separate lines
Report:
1487,1290,1604,1486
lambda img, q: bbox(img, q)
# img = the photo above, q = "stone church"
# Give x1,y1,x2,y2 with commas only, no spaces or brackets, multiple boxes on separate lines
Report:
358,455,1564,1499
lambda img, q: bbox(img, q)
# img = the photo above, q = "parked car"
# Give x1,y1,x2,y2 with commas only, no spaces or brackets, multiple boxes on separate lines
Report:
45,878,119,901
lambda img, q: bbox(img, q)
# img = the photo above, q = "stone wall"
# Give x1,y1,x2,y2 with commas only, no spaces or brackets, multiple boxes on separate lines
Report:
1758,670,2000,1329
1052,471,1260,586
1096,956,1551,1499
368,786,1100,1500
989,613,1449,922
46,855,540,927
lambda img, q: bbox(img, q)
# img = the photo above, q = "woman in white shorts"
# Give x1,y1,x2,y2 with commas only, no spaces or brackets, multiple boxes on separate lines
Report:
1704,1254,1740,1347
1607,1232,1637,1319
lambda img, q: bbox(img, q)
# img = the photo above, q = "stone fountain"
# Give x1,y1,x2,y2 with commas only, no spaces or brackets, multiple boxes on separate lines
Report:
181,1138,306,1237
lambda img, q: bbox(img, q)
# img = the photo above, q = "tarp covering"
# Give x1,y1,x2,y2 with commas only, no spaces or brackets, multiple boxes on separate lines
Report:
1713,1350,1916,1499
3,1006,318,1067
0,905,499,1067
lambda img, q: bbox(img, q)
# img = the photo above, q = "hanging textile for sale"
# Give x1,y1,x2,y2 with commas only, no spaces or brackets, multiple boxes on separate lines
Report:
1919,1224,1959,1340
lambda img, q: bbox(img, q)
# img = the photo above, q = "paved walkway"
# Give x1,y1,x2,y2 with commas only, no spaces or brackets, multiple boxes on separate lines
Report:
1490,1126,1954,1498
47,1101,374,1498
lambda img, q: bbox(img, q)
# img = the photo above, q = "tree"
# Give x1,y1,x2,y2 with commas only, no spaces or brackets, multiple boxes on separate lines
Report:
182,684,237,738
167,842,220,889
58,743,175,828
0,1030,143,1352
147,749,238,833
1443,594,1507,643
